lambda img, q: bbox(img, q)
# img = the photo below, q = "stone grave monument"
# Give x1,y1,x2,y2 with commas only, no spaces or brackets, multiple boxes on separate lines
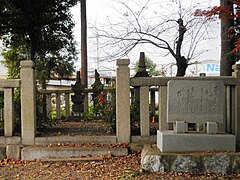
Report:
71,71,85,117
157,80,236,152
91,69,104,118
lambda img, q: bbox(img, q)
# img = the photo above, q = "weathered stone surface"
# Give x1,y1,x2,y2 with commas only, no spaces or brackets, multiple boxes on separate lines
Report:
0,137,21,144
232,156,240,173
141,145,240,174
0,146,6,159
171,156,199,173
116,59,130,143
21,146,128,161
167,80,224,124
142,155,168,172
20,60,36,145
6,145,24,160
157,130,236,152
0,79,21,88
203,155,230,174
35,135,117,145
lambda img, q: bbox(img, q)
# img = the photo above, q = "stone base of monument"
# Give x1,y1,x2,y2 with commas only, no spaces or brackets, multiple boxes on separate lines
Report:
141,144,240,174
157,130,236,152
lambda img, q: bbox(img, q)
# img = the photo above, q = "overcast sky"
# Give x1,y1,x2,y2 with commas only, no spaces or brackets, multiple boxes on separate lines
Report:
0,0,221,76
71,0,221,71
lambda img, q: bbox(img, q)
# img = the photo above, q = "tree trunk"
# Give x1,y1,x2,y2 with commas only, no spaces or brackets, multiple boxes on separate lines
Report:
220,0,235,76
81,0,88,113
176,56,188,76
81,0,88,87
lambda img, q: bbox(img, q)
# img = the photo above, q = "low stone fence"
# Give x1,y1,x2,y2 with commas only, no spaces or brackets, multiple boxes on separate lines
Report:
116,59,240,146
40,87,114,120
1,59,240,148
0,61,36,145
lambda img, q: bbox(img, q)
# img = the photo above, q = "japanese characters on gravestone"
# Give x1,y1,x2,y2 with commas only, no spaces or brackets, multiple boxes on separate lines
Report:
157,80,235,152
167,80,224,133
71,71,85,117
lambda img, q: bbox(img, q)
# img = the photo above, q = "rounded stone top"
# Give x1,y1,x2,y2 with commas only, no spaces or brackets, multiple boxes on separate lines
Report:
116,59,130,66
20,60,35,68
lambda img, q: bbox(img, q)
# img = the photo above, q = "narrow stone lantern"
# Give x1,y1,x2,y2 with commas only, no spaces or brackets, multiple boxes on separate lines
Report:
71,71,85,117
134,52,150,77
91,69,104,118
132,52,150,124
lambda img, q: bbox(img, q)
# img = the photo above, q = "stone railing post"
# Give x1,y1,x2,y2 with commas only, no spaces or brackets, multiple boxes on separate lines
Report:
65,93,70,119
56,92,61,119
140,86,150,136
232,63,240,145
4,88,14,136
116,59,130,143
46,93,52,119
159,86,168,130
20,60,36,145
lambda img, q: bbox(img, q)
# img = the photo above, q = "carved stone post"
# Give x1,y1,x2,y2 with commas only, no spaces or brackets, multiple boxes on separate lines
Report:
21,60,36,145
116,59,130,143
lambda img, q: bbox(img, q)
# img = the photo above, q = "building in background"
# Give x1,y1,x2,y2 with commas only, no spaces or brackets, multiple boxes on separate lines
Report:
158,60,220,77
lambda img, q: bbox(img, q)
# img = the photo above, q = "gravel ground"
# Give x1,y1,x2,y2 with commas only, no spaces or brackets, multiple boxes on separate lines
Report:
0,153,240,179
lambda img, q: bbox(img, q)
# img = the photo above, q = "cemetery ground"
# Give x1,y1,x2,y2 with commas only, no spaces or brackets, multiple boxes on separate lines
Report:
1,150,240,179
0,120,240,179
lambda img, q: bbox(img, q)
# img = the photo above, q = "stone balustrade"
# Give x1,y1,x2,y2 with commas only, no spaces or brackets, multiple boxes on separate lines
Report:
116,59,240,147
0,59,240,149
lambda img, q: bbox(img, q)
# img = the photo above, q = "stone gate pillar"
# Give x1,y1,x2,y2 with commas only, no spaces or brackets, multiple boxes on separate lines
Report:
20,60,36,145
116,59,130,143
232,63,240,146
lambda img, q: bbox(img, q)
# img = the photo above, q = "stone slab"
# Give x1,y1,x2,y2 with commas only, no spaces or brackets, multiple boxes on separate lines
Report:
35,135,117,145
21,146,128,161
167,80,224,124
0,79,21,88
0,137,21,145
131,135,156,144
141,144,240,174
0,145,6,160
6,145,24,160
157,130,236,152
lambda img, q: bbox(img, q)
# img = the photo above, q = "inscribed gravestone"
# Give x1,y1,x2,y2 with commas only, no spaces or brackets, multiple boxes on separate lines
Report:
167,80,224,124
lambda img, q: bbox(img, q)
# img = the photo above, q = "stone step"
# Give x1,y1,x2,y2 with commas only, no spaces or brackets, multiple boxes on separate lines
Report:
34,135,117,145
21,146,128,161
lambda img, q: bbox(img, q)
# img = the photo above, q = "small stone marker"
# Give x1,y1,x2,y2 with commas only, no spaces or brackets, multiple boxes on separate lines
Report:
167,80,224,125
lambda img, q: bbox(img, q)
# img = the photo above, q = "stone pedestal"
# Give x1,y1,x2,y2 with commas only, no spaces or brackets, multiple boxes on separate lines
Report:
157,130,236,152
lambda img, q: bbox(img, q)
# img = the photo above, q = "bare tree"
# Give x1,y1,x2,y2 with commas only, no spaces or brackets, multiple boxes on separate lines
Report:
91,0,216,76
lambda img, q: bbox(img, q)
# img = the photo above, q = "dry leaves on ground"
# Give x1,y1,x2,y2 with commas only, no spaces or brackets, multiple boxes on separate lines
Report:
1,152,240,179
